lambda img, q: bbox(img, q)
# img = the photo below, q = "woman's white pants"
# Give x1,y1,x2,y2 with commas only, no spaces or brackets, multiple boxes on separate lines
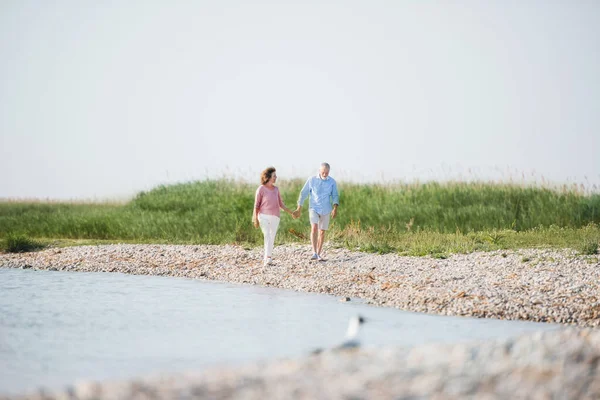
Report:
258,213,280,260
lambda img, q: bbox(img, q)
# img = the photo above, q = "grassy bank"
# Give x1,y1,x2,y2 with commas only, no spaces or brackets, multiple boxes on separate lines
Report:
1,180,599,256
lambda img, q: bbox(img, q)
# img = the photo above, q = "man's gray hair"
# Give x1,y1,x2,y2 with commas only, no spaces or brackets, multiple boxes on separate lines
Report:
320,162,330,170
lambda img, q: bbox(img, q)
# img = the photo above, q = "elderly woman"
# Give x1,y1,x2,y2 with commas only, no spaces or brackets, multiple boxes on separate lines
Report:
252,167,295,266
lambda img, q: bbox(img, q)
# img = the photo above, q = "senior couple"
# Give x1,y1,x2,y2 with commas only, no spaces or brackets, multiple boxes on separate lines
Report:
252,163,339,266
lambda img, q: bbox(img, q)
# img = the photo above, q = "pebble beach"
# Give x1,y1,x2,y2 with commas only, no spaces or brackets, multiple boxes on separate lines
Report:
4,328,599,400
1,243,599,327
1,244,599,399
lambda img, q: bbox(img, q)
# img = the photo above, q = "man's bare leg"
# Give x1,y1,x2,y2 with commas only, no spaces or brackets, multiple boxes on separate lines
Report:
317,230,326,257
311,223,319,255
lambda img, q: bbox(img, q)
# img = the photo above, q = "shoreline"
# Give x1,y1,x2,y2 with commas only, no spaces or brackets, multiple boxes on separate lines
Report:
2,244,600,399
1,243,599,327
3,328,600,399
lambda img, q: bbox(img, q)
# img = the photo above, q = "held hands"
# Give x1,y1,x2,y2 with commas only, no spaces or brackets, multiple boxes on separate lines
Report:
292,208,301,219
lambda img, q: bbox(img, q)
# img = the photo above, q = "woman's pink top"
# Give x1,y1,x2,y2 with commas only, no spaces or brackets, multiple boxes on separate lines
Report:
254,185,286,217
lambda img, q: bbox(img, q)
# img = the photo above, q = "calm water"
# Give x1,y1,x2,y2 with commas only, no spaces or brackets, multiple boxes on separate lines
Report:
0,268,559,395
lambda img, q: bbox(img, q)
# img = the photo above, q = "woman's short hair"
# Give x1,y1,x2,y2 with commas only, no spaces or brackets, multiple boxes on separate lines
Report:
261,167,276,185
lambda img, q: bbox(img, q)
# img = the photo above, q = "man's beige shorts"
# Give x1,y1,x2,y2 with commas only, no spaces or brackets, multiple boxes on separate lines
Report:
309,209,330,230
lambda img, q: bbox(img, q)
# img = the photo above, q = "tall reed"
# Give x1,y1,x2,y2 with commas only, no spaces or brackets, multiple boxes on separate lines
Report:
1,179,598,254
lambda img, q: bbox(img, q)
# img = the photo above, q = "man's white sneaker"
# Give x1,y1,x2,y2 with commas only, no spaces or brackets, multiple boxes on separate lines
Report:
310,253,318,261
316,254,326,262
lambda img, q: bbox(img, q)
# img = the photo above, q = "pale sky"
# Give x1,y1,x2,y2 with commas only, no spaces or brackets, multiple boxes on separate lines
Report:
1,1,599,199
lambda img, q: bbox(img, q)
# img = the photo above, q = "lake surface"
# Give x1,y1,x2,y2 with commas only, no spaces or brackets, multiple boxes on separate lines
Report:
0,268,559,395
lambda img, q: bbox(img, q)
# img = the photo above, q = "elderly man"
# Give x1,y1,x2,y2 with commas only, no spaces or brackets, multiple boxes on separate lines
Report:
293,162,339,261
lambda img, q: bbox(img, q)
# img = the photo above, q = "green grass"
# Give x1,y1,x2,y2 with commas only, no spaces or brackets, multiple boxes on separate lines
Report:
1,233,45,253
1,179,599,255
578,239,600,255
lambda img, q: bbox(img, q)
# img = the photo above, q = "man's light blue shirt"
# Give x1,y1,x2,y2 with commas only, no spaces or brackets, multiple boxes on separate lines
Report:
297,175,339,215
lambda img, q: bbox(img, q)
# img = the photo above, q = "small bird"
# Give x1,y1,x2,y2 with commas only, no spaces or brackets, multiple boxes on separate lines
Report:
335,314,366,350
312,315,367,354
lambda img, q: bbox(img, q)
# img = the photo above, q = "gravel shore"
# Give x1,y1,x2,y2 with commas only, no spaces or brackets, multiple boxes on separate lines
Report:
2,244,599,399
4,328,600,399
1,244,599,327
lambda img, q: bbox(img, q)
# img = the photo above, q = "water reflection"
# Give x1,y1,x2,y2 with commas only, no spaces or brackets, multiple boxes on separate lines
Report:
0,268,559,394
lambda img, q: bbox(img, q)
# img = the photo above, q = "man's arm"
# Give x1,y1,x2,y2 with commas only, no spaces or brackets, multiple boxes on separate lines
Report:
294,178,311,216
331,180,339,218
